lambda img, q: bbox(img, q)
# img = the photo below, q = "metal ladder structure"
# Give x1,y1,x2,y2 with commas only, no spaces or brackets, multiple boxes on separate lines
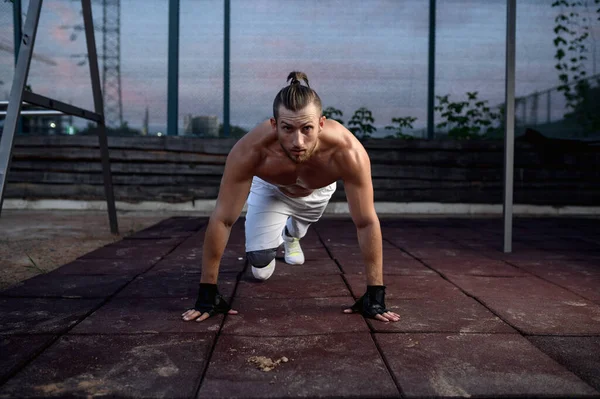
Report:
0,0,118,234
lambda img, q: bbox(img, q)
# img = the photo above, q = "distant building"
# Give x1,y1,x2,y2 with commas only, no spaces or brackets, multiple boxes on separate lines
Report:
142,106,149,136
21,114,64,135
183,115,219,137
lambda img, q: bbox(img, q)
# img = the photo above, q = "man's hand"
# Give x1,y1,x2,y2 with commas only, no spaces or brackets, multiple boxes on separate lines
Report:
343,285,400,322
182,283,238,322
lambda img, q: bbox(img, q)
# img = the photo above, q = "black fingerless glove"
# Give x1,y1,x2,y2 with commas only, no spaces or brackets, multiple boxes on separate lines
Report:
192,283,232,317
350,285,389,319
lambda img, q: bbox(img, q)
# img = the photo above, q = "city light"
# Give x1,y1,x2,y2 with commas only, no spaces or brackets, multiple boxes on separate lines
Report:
157,132,163,137
49,122,56,128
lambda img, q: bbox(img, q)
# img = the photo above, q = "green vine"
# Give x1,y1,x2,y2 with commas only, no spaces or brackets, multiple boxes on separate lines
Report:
552,0,600,134
552,1,595,110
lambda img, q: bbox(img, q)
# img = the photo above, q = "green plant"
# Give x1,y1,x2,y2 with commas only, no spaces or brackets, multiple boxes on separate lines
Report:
552,1,596,112
552,1,600,135
434,92,502,139
385,116,417,139
25,253,46,274
348,107,376,139
219,124,248,138
322,106,344,125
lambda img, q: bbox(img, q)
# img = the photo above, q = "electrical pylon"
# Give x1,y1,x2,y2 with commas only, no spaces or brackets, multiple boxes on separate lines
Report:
101,0,122,129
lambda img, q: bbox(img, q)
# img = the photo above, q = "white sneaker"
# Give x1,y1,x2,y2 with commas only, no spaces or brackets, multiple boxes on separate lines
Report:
283,231,305,265
251,259,275,281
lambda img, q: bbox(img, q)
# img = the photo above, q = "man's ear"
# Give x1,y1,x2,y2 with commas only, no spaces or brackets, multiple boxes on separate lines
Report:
270,117,277,130
319,115,326,128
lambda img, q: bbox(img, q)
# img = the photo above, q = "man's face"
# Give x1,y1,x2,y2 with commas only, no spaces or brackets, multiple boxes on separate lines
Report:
271,103,325,164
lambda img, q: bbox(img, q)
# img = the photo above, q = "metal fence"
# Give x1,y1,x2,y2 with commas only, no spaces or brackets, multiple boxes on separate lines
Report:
1,0,599,140
514,73,600,139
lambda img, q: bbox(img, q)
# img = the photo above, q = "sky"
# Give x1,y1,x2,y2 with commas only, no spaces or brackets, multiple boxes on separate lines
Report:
1,0,599,135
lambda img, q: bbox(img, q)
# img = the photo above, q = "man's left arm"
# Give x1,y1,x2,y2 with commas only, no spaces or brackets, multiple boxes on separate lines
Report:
341,146,400,322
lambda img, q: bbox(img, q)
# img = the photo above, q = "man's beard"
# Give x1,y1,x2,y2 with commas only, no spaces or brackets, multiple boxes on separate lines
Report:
281,141,317,164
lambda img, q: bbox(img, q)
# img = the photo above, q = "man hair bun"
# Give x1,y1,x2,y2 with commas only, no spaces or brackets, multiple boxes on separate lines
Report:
287,71,309,87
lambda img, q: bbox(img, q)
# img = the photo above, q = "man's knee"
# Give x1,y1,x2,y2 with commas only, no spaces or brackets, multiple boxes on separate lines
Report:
246,248,277,267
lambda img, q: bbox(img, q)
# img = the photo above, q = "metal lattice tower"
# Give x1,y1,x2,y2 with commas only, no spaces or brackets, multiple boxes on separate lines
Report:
102,0,122,128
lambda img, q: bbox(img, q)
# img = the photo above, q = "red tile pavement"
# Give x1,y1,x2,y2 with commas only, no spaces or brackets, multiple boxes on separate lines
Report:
375,333,598,398
0,333,214,398
199,333,399,398
1,216,599,397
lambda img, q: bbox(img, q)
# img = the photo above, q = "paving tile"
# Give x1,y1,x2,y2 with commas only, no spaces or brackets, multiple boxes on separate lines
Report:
50,259,156,276
447,275,584,300
244,258,341,278
164,244,245,263
126,217,206,239
235,275,349,299
144,259,202,276
198,333,398,398
365,296,515,333
80,238,182,261
423,258,529,277
528,336,600,392
487,249,574,262
338,258,435,276
401,247,486,260
222,297,369,336
376,333,598,398
330,247,415,262
116,274,236,299
344,274,463,300
71,297,224,334
147,257,245,275
0,333,213,398
479,297,600,335
0,335,57,382
511,259,600,276
0,298,103,335
527,271,600,302
1,273,133,298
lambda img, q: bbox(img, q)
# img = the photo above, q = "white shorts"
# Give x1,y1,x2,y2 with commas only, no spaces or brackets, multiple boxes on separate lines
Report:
244,176,336,252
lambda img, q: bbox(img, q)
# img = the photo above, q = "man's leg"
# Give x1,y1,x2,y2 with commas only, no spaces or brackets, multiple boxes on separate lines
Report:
282,182,337,264
244,178,290,280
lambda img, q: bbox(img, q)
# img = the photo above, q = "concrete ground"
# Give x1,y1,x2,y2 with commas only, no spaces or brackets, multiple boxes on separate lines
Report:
0,210,202,291
1,212,599,398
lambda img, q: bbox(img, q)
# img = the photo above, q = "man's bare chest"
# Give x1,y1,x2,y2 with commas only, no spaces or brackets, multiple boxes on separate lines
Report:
255,158,339,191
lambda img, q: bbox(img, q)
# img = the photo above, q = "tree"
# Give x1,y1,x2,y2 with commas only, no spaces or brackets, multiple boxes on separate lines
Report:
348,107,376,139
218,124,248,139
385,116,417,139
322,106,344,125
434,92,502,139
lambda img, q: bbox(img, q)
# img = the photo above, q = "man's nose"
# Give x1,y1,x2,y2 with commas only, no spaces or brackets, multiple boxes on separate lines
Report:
292,132,304,147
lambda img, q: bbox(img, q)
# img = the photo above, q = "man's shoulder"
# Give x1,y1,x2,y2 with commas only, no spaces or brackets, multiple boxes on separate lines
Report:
323,120,366,157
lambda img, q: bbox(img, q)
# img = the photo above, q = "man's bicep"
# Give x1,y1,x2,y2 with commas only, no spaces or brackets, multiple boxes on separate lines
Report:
345,177,376,228
213,150,255,226
343,154,377,228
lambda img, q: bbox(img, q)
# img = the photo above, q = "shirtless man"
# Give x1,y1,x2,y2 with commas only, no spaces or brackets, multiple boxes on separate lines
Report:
182,72,400,323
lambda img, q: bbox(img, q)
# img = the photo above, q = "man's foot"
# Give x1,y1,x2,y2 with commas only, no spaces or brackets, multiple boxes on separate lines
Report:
251,259,276,280
282,230,305,265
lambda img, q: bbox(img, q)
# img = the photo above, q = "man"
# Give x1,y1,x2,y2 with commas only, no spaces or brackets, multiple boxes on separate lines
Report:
182,72,400,323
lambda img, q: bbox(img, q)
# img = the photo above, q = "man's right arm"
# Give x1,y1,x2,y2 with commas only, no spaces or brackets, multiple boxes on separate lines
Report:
182,135,260,322
201,139,258,283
